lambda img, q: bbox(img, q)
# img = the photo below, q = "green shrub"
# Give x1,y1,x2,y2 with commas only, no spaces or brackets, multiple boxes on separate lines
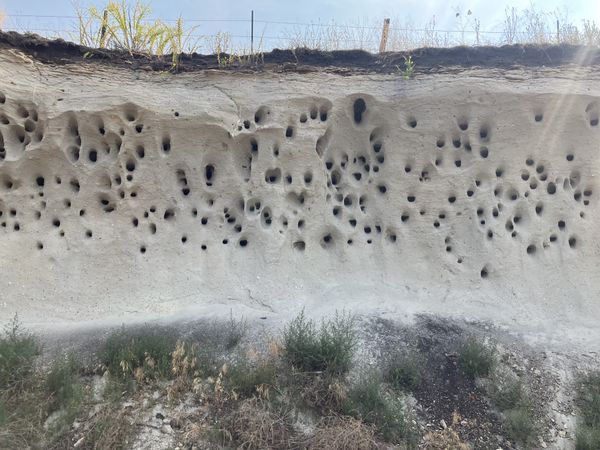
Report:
504,407,537,447
0,315,41,389
343,374,418,447
458,337,496,379
386,351,424,391
487,373,526,411
575,371,600,450
99,325,178,380
282,310,356,376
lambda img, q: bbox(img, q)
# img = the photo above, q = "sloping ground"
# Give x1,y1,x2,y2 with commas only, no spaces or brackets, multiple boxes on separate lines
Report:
0,35,598,353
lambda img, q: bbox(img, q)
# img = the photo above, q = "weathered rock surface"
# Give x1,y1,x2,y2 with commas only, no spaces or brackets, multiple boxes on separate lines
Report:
0,44,598,350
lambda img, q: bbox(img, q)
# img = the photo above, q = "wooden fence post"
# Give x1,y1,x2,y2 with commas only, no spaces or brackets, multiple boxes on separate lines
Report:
99,10,108,48
379,18,390,53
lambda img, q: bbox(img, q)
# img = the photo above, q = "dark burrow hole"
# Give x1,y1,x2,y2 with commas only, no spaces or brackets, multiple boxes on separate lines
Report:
205,164,215,185
353,98,366,124
293,241,306,251
162,137,171,153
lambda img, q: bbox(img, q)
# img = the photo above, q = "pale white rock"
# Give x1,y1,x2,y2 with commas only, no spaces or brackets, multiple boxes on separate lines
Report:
0,50,597,353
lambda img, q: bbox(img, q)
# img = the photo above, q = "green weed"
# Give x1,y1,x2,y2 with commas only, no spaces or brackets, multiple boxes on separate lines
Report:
282,310,356,376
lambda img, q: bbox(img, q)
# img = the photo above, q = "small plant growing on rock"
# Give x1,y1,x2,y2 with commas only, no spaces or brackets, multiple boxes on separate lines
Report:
402,55,415,79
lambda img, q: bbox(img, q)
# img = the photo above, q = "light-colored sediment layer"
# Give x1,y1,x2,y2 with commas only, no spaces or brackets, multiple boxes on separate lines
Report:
0,50,598,349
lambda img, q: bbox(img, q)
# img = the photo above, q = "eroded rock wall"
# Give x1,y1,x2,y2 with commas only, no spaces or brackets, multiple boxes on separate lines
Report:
0,51,598,346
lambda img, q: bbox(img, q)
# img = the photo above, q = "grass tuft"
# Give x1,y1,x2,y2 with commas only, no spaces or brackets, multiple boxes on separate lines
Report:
282,310,356,376
227,357,279,399
99,325,178,381
457,336,496,379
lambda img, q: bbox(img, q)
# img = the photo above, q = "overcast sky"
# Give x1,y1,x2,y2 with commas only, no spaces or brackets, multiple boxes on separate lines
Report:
0,0,598,50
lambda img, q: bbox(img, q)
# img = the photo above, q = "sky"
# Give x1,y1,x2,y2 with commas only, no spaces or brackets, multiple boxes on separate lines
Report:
0,0,599,50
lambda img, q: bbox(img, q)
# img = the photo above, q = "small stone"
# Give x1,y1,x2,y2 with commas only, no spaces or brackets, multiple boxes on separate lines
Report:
160,424,173,434
440,419,447,429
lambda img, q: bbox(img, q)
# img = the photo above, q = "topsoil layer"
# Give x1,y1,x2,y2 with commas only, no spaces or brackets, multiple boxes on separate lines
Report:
1,30,600,74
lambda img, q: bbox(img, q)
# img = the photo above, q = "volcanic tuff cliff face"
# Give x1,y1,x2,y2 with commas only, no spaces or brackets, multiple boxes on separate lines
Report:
0,45,598,347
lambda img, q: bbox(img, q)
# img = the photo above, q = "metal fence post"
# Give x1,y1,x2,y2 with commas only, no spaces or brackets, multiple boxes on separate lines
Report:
251,10,254,57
